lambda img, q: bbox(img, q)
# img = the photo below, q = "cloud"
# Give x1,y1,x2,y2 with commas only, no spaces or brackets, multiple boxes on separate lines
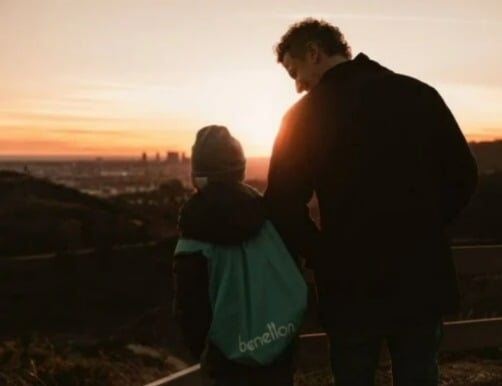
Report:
0,137,163,156
476,127,502,135
0,111,127,124
48,128,138,137
270,12,500,25
0,138,88,154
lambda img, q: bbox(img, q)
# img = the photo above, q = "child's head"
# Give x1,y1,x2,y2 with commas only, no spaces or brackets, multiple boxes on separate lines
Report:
191,125,246,189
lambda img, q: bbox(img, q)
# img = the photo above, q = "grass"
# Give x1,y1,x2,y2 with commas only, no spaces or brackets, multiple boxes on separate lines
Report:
0,335,174,386
2,336,502,386
295,364,393,386
294,353,502,386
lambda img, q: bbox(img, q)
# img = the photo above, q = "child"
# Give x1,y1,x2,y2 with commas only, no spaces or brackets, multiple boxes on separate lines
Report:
173,125,307,386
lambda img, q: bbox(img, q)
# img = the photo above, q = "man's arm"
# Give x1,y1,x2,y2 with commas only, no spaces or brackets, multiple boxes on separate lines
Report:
264,108,321,266
431,89,478,224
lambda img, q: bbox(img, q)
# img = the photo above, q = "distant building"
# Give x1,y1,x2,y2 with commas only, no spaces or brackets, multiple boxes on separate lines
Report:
141,152,148,163
166,151,180,165
181,152,190,165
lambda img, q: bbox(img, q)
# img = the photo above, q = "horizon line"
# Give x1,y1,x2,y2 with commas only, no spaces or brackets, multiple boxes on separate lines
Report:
1,138,501,162
0,155,272,161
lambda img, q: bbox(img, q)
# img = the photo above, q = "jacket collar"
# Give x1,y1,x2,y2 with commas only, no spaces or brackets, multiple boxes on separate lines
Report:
319,53,371,85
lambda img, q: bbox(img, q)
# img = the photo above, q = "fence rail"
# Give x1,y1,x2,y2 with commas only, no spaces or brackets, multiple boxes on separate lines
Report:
0,241,158,262
144,244,502,386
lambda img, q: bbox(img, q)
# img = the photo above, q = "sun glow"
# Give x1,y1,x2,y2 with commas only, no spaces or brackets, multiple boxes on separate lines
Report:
182,69,298,157
1,0,500,158
0,69,299,157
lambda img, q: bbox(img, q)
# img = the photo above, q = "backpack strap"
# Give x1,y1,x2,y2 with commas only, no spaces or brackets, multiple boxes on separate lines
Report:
175,238,212,255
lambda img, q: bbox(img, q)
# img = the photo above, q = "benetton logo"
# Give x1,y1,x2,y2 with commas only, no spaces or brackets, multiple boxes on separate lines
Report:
238,322,295,352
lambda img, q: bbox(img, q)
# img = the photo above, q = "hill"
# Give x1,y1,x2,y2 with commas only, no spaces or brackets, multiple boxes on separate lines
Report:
470,140,502,174
0,171,145,257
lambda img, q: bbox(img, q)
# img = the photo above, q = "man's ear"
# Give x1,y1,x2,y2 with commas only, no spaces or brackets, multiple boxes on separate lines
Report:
306,42,321,63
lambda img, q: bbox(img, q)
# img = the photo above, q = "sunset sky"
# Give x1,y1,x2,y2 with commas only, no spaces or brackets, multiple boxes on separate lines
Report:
1,0,501,158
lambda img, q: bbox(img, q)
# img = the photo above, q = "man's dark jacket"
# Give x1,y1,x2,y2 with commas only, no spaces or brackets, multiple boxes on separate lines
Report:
264,53,478,328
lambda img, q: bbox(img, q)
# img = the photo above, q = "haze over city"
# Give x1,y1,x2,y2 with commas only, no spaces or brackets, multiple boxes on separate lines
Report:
1,0,501,158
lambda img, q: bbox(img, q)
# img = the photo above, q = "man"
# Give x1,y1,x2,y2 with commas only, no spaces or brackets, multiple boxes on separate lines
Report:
264,18,478,386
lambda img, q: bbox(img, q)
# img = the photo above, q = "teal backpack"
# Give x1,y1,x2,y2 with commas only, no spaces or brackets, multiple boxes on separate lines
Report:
175,220,308,366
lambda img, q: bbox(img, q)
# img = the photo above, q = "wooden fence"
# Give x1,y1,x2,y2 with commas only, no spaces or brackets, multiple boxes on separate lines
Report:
144,244,502,386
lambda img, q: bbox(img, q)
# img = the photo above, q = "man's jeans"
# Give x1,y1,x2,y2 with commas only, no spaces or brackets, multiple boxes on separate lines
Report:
327,319,443,386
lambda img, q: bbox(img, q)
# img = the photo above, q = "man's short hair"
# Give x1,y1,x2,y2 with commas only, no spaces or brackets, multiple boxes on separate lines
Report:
275,18,352,63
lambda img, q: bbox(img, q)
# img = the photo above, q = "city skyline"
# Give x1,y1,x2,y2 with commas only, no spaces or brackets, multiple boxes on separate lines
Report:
1,0,501,157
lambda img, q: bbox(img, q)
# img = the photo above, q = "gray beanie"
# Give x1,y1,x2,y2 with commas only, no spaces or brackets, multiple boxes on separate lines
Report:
191,125,246,181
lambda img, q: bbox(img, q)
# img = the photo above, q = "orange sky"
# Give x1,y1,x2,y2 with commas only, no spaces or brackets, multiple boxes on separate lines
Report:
1,0,501,158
